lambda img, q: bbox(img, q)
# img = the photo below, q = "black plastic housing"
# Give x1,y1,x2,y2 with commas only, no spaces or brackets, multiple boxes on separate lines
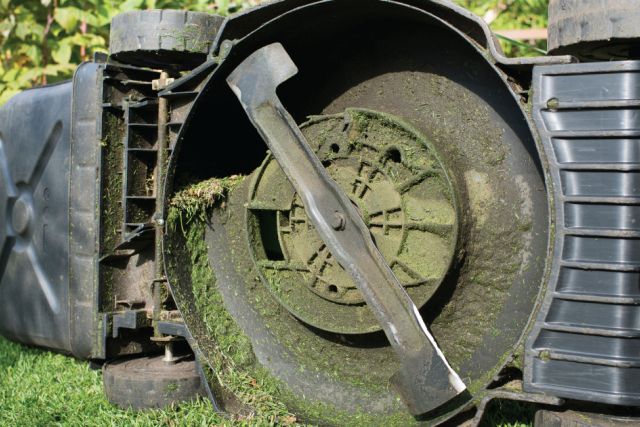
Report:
0,63,102,359
526,60,640,406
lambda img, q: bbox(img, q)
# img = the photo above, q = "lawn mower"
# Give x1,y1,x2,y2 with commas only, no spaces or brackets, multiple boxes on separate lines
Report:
1,0,640,425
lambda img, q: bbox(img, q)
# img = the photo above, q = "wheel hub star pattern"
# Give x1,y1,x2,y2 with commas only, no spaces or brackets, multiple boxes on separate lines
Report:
0,122,62,313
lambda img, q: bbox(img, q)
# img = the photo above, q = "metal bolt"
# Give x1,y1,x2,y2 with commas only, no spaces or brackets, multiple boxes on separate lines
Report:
163,341,178,364
11,197,31,235
546,97,560,110
331,212,346,230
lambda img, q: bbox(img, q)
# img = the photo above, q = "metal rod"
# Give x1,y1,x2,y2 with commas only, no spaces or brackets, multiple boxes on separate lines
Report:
152,71,170,337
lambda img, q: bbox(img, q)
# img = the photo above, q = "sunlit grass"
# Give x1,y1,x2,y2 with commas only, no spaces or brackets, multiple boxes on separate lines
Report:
0,336,230,426
0,335,534,426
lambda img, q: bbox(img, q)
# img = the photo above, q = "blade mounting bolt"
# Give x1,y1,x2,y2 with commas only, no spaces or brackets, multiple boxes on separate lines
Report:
331,212,346,230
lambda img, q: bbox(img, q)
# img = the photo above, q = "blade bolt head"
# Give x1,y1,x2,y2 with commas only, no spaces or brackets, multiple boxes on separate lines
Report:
331,212,346,230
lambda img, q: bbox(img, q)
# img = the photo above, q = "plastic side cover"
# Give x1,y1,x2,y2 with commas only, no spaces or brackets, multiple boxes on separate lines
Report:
525,61,640,406
0,80,73,351
0,63,101,358
69,62,103,359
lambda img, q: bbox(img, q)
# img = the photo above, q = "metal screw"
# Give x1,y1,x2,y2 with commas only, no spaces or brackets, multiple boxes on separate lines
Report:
331,212,346,230
163,341,179,364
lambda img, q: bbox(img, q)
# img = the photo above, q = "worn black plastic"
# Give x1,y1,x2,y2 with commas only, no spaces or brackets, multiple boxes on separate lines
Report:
69,63,104,359
103,355,204,409
548,0,640,60
109,10,223,70
0,63,102,358
526,60,640,406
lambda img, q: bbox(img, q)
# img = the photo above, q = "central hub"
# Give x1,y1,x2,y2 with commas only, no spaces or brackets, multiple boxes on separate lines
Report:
247,109,459,333
11,195,32,235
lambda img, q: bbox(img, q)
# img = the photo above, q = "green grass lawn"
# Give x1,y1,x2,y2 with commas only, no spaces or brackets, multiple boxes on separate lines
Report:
0,336,229,426
0,335,535,426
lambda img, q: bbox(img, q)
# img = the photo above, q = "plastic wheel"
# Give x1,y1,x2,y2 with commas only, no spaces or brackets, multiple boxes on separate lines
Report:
109,10,223,70
548,0,640,60
103,355,204,410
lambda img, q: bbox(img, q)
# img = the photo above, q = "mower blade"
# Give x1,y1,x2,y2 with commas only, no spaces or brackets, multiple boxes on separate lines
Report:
226,42,466,415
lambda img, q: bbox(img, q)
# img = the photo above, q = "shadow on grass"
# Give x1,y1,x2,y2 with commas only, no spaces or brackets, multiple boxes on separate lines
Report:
0,336,537,426
481,400,536,427
0,336,225,426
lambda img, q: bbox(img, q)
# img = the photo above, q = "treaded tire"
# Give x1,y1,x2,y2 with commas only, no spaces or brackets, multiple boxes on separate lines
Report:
109,9,223,70
103,355,205,409
548,0,640,60
535,409,640,426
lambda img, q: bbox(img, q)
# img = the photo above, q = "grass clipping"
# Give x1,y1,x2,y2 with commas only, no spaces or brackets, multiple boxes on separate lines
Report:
168,176,297,426
168,176,243,226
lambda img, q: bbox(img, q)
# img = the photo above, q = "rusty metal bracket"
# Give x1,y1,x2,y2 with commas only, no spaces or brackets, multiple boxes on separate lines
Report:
226,42,467,415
